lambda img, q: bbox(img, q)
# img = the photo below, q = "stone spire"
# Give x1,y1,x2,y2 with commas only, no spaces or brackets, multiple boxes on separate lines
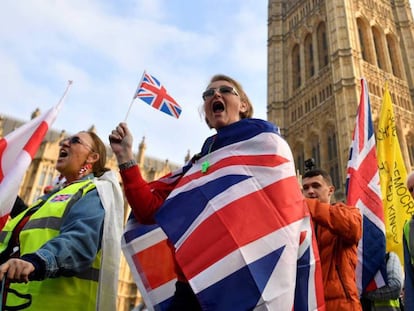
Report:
31,108,40,119
88,125,97,133
185,149,191,163
137,136,146,166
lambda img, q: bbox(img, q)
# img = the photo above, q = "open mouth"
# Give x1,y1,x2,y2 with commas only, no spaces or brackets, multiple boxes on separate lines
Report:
212,101,224,113
59,149,68,158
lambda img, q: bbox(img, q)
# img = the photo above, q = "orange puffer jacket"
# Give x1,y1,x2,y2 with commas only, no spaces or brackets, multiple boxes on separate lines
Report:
306,198,362,311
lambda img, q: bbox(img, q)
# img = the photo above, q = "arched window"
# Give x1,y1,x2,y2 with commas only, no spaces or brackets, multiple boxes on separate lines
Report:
310,138,321,168
292,44,301,89
387,34,403,79
305,33,314,79
326,129,340,189
330,165,341,190
372,27,387,71
357,18,375,65
295,146,305,175
317,22,329,69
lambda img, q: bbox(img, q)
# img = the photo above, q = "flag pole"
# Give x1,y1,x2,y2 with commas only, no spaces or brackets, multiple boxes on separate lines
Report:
50,80,73,115
56,80,73,108
124,71,146,122
123,98,135,123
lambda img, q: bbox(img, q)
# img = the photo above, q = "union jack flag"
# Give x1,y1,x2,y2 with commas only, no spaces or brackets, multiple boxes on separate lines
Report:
346,78,386,293
50,194,71,202
153,119,324,310
134,71,182,118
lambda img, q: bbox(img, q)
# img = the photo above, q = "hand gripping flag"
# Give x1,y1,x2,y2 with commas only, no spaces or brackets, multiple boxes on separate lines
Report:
154,119,324,310
346,78,386,294
132,71,182,119
377,81,413,265
0,81,71,230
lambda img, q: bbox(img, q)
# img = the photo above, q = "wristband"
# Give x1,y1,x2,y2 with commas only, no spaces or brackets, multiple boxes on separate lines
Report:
118,159,137,171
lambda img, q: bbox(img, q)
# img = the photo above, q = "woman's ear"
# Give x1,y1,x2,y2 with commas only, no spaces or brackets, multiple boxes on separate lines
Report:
88,152,100,164
240,100,248,113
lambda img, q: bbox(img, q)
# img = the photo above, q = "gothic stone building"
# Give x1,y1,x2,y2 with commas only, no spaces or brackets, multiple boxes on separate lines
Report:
268,0,414,198
0,111,181,311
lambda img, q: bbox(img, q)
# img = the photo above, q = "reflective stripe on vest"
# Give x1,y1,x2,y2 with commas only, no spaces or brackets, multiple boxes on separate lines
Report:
373,298,400,307
21,217,61,231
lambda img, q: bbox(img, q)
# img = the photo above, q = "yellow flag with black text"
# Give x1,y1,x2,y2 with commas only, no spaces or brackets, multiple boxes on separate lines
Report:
377,82,414,264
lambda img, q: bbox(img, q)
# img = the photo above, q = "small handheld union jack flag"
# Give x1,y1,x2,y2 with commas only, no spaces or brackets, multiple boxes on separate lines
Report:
133,71,182,119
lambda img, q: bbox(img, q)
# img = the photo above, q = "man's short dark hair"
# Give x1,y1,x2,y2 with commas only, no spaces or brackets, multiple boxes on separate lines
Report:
302,168,333,186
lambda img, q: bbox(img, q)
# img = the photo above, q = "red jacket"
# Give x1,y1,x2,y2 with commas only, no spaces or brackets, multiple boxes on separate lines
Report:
306,198,362,311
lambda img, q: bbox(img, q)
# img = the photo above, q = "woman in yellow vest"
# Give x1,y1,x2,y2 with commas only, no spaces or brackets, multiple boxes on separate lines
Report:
0,131,124,310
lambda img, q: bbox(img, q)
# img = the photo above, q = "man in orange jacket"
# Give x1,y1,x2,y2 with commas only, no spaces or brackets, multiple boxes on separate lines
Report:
302,168,362,311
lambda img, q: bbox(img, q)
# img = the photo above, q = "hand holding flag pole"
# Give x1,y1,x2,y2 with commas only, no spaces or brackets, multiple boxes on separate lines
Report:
124,71,182,122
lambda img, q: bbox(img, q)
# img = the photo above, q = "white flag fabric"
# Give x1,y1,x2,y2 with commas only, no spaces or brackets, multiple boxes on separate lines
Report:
0,83,70,229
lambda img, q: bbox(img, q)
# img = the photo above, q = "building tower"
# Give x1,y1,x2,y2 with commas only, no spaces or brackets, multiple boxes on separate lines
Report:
267,0,414,197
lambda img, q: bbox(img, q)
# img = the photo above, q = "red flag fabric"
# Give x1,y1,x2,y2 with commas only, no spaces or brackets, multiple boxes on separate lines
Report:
0,95,65,230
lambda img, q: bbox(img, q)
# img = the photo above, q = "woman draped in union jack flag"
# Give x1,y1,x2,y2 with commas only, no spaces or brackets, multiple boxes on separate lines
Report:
110,74,325,311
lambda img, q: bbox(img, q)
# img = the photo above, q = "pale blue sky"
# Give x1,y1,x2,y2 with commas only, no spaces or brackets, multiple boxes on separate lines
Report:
0,0,267,164
1,1,413,164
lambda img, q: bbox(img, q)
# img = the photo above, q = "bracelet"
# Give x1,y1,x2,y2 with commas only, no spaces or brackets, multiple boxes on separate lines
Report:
118,159,137,171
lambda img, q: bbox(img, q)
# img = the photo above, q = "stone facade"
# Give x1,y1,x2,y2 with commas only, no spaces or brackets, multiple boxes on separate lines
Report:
268,0,414,199
0,112,181,311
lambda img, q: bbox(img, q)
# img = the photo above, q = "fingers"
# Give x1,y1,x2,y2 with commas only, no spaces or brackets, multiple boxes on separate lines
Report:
0,259,35,283
119,122,131,136
108,133,122,144
109,122,129,143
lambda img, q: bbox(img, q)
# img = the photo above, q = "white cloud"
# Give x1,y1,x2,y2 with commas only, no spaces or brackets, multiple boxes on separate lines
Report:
0,0,267,164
